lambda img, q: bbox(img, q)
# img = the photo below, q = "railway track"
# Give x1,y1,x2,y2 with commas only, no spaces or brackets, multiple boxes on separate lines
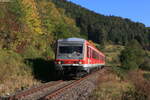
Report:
42,67,108,100
3,67,109,100
7,80,73,100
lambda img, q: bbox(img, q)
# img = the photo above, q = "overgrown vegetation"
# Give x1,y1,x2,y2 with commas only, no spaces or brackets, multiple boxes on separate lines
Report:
90,40,150,100
89,69,134,100
0,0,82,95
120,40,145,70
111,40,150,99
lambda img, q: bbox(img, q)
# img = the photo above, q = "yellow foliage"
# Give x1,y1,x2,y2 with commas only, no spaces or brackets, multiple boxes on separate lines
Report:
64,15,76,26
21,0,43,34
88,40,96,47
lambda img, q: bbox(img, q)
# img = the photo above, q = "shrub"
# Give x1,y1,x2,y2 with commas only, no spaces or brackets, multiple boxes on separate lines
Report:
0,49,31,83
124,71,150,100
112,66,127,80
21,45,41,58
143,73,150,80
122,89,148,100
120,40,145,70
140,58,150,71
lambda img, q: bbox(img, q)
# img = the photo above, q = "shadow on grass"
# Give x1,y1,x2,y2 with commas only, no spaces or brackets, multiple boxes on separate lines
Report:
25,58,60,82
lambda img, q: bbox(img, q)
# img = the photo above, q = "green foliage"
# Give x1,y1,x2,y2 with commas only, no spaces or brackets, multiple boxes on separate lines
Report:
0,0,84,95
120,40,145,70
112,66,127,80
42,46,55,59
122,89,148,100
143,73,150,80
140,57,150,71
0,49,31,83
0,9,5,18
51,0,150,46
21,45,40,58
9,0,24,21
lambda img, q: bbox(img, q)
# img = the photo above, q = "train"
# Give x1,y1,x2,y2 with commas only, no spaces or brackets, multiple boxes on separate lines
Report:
55,38,105,77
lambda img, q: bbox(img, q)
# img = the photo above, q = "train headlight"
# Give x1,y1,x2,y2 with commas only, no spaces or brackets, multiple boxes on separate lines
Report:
58,61,61,64
79,61,82,64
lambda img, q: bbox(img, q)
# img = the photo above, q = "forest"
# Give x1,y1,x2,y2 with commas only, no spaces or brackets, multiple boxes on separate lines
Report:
52,0,150,47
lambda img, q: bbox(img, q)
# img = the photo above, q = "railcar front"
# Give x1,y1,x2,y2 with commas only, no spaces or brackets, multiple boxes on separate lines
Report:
55,38,87,77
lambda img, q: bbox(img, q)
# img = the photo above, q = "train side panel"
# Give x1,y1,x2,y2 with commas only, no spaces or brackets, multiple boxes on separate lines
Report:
82,41,105,71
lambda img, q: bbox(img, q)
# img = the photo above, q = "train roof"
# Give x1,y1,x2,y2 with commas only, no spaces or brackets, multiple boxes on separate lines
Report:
58,38,86,42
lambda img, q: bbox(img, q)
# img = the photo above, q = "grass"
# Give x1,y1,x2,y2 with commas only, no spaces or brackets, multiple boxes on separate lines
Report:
143,73,150,80
0,48,58,96
103,44,124,66
89,70,133,100
90,44,150,100
142,71,150,81
89,45,127,100
0,49,40,96
90,69,150,100
124,70,150,100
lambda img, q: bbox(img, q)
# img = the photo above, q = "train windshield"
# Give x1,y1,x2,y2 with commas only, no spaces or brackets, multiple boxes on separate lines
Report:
59,46,83,54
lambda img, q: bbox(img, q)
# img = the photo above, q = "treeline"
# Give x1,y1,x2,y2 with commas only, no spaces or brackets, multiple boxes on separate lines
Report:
51,0,150,47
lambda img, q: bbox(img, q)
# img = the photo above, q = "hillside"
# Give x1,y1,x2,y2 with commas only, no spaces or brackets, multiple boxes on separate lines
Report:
0,0,83,95
51,0,150,47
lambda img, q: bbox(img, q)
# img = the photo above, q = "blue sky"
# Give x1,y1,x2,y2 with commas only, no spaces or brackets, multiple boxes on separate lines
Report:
67,0,150,27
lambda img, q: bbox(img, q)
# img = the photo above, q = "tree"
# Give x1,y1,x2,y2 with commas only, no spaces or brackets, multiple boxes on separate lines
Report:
120,40,145,70
140,57,150,71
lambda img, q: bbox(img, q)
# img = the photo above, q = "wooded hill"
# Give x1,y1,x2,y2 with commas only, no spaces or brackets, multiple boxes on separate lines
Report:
0,0,83,95
51,0,150,47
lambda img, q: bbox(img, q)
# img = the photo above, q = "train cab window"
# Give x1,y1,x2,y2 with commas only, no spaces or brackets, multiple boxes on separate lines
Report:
59,46,83,54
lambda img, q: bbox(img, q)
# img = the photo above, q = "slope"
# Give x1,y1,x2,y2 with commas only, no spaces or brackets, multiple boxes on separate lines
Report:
51,0,150,47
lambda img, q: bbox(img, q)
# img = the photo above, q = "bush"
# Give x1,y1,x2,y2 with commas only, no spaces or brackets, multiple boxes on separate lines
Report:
125,71,150,100
112,66,127,80
122,89,148,100
143,73,150,80
0,49,31,83
21,45,41,58
120,40,145,70
140,58,150,71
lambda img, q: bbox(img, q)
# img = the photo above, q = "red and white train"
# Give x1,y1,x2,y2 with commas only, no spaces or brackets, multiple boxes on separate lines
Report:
55,38,105,77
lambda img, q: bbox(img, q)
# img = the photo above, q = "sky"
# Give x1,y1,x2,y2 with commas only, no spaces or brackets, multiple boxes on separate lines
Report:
67,0,150,27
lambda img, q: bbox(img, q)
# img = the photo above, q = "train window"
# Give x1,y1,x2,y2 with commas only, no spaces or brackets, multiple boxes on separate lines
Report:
87,47,90,58
99,55,105,60
59,46,83,54
92,50,97,59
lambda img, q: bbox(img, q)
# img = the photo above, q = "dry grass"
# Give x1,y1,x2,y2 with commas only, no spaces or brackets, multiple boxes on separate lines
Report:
0,49,40,96
0,75,40,96
90,45,150,100
120,70,150,100
89,69,133,100
103,45,124,66
127,71,150,98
